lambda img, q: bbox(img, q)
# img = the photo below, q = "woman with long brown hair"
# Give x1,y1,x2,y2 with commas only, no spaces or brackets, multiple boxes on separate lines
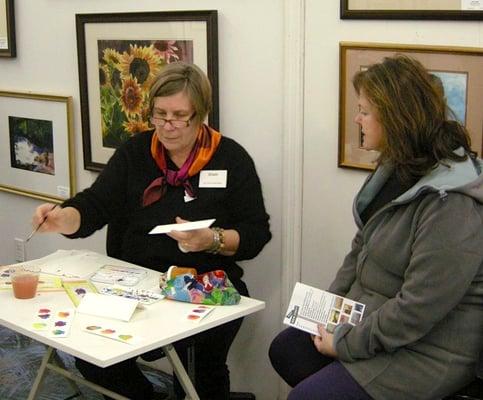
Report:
270,55,483,400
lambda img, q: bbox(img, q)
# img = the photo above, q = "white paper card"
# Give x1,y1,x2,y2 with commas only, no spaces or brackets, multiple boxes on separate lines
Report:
77,293,139,322
31,307,75,338
148,218,215,235
83,324,143,345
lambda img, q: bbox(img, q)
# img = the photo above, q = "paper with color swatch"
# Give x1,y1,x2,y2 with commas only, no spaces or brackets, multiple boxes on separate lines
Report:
186,305,215,322
83,324,142,345
31,307,75,338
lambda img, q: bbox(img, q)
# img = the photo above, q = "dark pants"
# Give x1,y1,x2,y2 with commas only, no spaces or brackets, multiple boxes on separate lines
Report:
269,327,372,400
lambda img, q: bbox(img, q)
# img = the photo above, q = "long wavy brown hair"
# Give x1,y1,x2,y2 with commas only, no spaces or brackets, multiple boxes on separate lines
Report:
353,54,473,181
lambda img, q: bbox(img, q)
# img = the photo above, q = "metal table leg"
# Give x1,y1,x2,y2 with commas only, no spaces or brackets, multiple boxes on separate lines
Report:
163,344,200,400
27,346,130,400
27,346,53,400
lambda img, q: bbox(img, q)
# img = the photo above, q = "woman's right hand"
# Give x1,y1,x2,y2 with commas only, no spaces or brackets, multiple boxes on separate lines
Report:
32,203,81,235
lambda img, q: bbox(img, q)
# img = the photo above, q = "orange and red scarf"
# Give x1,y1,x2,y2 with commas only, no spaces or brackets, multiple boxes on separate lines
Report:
142,124,221,207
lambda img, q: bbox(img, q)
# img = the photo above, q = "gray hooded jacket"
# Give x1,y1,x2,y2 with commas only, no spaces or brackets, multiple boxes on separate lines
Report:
330,149,483,400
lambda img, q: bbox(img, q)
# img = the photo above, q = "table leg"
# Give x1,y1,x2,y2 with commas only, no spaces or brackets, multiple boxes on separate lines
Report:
46,363,130,400
27,346,130,400
163,344,200,400
52,351,84,399
27,346,53,400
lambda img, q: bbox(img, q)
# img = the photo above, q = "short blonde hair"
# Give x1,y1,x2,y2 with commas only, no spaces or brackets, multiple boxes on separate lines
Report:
148,62,212,126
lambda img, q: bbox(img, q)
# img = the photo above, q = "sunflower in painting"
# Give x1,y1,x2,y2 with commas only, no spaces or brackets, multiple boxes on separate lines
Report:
97,39,191,148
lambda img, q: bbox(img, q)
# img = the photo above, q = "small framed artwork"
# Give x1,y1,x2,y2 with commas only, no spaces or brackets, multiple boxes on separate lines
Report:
0,91,75,202
340,0,483,20
0,0,16,57
339,42,483,170
76,10,219,172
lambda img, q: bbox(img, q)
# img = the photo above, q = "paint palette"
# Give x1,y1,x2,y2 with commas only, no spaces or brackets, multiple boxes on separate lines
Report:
100,287,164,305
31,307,75,338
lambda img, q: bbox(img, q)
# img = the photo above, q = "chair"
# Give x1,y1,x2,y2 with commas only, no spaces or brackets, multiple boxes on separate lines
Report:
444,378,483,400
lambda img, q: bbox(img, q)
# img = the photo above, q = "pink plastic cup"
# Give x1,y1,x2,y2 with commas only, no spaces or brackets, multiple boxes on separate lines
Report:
11,266,40,299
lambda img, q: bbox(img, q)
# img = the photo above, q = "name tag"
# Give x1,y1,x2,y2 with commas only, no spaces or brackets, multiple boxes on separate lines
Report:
199,170,227,188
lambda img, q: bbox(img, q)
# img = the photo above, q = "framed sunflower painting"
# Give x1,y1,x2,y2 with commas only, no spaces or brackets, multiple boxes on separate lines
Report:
76,10,218,171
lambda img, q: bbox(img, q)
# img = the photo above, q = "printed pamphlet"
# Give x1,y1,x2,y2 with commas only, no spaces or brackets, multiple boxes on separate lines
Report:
284,282,365,336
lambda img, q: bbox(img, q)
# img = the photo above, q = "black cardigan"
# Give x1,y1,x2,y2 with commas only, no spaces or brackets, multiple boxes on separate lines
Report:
63,130,271,281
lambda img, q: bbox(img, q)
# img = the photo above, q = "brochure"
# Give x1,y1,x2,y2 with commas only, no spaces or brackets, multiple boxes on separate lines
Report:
284,282,365,336
90,264,147,287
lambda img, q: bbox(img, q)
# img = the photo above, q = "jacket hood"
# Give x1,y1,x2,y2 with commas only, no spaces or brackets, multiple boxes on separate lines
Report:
355,148,483,221
395,148,482,204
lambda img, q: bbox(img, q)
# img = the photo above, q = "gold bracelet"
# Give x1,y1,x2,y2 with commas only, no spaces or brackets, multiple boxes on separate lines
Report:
207,227,225,254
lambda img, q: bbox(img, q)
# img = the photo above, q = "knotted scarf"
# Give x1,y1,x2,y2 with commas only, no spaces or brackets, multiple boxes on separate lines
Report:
142,124,221,207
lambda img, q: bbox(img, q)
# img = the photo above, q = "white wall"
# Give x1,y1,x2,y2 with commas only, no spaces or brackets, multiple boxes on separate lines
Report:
301,0,483,290
0,1,283,398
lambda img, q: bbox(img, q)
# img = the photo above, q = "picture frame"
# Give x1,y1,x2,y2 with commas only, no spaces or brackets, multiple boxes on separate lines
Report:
339,42,483,170
340,0,483,20
76,10,219,172
0,0,16,57
0,91,75,202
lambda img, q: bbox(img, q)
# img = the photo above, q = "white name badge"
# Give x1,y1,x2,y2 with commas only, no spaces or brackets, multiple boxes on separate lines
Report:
199,170,227,188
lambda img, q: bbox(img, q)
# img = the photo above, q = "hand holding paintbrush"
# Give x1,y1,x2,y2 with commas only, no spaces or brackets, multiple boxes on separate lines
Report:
30,203,81,238
26,204,58,242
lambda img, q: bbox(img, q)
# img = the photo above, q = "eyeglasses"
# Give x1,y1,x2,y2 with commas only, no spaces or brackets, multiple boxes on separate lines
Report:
150,113,195,129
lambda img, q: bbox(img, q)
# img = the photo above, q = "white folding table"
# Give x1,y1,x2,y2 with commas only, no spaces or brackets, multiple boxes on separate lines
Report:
0,253,265,400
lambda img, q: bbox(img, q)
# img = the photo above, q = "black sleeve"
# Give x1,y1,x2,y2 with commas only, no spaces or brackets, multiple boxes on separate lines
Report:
62,144,130,238
225,144,271,260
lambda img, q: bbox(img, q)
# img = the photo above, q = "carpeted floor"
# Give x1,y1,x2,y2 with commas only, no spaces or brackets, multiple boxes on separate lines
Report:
0,325,173,399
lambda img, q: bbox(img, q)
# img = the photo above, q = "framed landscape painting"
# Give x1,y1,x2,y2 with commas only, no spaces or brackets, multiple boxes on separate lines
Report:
0,92,75,202
341,0,483,20
76,10,219,171
0,0,15,57
339,42,483,170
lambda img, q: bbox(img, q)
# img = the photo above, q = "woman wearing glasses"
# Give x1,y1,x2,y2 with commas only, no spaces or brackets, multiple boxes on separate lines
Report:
32,62,271,400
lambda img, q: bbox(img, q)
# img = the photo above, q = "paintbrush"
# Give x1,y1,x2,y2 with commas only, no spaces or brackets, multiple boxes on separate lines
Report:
25,204,58,242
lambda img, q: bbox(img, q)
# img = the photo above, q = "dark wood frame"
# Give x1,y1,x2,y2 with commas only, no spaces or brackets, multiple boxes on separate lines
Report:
0,0,16,57
340,0,483,20
339,42,483,170
76,10,219,172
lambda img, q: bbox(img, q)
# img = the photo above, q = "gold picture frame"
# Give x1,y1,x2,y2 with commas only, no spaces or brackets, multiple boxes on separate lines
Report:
0,0,15,57
341,0,483,20
339,42,483,170
0,91,76,202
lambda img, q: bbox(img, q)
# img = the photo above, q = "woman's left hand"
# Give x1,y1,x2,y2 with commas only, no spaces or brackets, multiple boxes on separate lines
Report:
167,216,214,253
312,324,338,358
